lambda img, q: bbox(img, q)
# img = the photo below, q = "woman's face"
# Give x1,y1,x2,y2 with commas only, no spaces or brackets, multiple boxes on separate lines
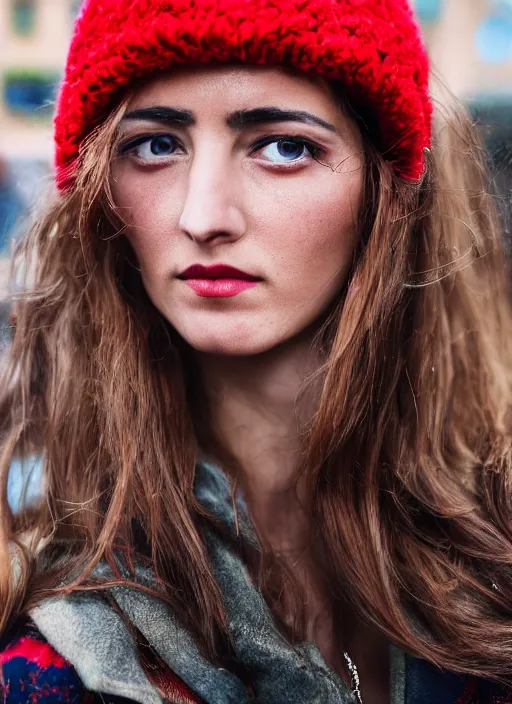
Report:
111,65,363,356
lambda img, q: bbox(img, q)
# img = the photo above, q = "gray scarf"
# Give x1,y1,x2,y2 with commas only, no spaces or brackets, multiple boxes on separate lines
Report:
30,460,405,703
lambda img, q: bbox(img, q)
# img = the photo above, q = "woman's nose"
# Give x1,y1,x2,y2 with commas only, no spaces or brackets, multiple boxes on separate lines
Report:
178,150,246,245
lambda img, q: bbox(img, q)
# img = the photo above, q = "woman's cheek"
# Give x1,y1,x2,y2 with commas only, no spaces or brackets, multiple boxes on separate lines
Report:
273,188,358,277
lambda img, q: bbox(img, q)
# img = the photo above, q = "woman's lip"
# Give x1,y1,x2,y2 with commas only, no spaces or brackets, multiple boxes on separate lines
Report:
183,278,259,298
179,264,259,280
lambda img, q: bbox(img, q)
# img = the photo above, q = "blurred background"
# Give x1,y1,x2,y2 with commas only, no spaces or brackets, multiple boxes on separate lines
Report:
0,0,511,305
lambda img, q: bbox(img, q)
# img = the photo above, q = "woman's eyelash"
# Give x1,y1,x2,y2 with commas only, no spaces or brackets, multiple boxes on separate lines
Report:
117,133,179,155
249,134,324,159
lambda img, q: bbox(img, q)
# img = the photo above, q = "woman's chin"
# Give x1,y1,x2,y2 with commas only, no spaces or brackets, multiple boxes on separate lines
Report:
183,334,274,357
174,320,282,357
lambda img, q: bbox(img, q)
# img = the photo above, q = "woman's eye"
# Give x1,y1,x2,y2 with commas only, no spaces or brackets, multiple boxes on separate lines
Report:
118,133,321,165
120,134,181,160
257,138,320,164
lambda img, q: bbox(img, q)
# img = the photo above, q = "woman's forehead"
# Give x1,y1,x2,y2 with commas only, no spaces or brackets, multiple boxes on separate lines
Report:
127,64,335,113
122,64,359,144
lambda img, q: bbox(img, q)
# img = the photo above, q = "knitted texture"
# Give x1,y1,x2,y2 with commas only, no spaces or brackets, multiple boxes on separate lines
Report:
0,620,202,704
54,0,432,191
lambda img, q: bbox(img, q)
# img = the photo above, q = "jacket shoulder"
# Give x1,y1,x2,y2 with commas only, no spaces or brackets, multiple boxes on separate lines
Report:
0,620,139,703
479,680,512,704
0,619,201,704
0,619,89,702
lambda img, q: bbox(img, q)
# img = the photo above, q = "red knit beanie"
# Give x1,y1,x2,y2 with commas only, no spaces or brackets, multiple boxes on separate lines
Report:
54,0,432,191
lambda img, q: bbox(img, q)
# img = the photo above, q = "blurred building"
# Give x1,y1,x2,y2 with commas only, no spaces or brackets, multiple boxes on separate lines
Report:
0,0,78,163
415,0,512,96
413,0,512,244
0,0,80,302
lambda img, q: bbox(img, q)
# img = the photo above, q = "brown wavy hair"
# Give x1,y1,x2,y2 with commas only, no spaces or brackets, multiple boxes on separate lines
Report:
1,80,512,683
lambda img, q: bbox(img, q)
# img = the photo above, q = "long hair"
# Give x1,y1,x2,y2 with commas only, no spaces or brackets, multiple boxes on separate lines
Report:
1,81,512,682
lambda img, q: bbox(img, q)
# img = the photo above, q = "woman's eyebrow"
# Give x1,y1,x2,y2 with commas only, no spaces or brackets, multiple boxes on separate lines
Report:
122,106,195,126
121,106,338,134
227,107,338,133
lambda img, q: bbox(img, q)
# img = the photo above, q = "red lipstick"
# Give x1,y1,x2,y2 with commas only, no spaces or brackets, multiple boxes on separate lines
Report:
177,264,261,298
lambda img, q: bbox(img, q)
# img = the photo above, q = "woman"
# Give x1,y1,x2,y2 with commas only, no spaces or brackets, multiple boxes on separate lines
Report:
1,0,511,702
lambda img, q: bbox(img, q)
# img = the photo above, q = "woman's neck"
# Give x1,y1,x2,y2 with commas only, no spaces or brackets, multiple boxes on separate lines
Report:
196,329,320,552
